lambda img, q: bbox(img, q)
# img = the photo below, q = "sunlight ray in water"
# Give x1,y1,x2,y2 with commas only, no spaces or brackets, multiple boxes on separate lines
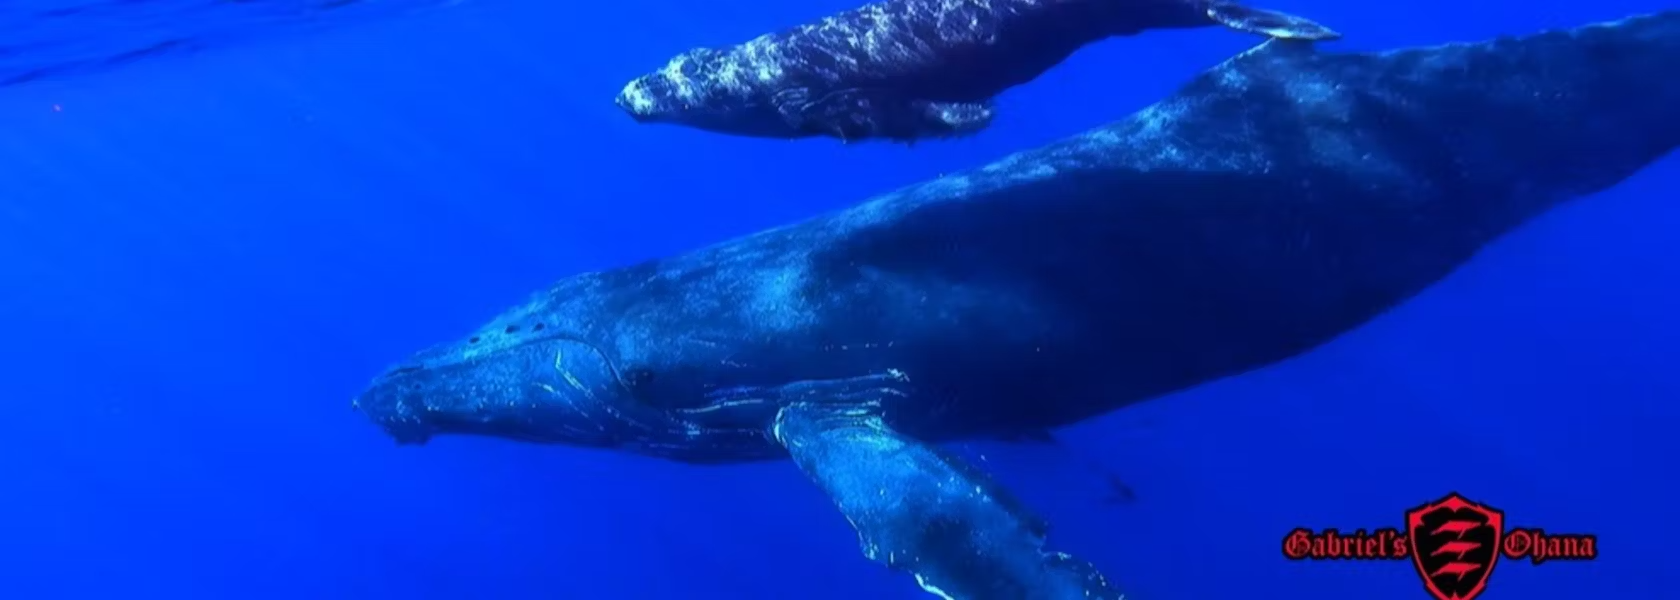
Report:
0,0,464,87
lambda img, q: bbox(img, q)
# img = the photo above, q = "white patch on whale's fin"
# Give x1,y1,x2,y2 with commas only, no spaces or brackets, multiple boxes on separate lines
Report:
767,372,1126,600
1205,2,1342,41
915,100,995,138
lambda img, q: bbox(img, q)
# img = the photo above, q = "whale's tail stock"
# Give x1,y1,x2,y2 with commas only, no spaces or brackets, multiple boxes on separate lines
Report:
1188,10,1680,238
1217,7,1680,161
1417,10,1680,203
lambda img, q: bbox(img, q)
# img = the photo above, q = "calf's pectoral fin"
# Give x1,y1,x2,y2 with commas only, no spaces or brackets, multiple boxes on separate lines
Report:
769,373,1124,600
1204,2,1341,41
913,100,996,137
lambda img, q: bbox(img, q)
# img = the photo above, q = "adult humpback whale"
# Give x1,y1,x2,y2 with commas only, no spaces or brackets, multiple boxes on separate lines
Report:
357,12,1679,600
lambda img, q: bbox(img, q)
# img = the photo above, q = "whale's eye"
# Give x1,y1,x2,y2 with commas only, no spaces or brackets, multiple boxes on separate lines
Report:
622,368,656,388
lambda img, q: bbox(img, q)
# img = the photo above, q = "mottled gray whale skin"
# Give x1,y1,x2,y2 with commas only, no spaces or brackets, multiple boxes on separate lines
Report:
613,0,1340,144
359,12,1679,600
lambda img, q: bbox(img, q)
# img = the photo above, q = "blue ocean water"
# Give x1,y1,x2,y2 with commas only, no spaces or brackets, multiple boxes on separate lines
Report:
0,0,1675,598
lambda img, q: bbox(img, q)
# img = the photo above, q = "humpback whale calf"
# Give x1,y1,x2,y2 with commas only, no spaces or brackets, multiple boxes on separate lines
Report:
360,11,1679,599
613,0,1340,143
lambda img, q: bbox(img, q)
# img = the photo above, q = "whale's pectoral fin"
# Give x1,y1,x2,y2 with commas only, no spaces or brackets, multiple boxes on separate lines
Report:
912,100,996,138
1204,2,1340,41
769,373,1124,600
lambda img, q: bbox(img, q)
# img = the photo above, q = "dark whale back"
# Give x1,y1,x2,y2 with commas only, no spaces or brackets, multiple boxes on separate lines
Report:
620,16,1677,444
762,0,1132,101
380,13,1680,463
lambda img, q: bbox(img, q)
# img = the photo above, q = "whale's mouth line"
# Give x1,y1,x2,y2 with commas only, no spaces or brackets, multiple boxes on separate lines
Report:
542,334,644,397
534,336,710,438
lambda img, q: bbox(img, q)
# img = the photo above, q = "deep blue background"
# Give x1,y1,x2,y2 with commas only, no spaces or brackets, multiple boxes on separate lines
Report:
1,0,1676,598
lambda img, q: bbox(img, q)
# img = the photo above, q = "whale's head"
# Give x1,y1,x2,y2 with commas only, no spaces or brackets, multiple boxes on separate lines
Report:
354,267,801,463
614,47,996,143
352,316,686,451
614,47,805,139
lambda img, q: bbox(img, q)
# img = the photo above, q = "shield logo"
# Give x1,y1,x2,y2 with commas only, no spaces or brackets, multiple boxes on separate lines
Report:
1406,492,1505,600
